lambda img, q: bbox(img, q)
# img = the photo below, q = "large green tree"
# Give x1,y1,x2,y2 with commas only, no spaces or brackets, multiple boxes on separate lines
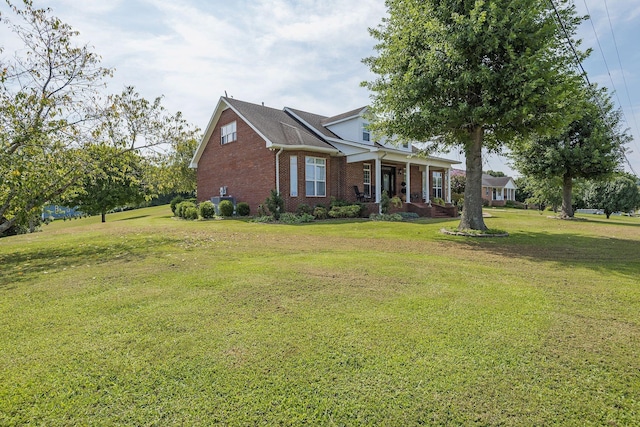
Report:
511,87,628,218
1,0,112,235
584,174,640,219
63,146,148,223
363,0,584,230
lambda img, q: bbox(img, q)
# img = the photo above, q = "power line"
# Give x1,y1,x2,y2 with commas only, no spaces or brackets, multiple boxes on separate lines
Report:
602,0,640,160
548,0,638,177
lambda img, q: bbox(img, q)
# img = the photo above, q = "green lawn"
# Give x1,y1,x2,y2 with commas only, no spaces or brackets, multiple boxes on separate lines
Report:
1,207,639,425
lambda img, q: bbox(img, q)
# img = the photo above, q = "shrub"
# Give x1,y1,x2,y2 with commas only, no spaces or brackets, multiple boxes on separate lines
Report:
369,213,403,221
184,206,198,220
433,197,445,206
279,213,315,224
313,206,328,220
390,196,403,208
380,191,391,214
218,200,234,217
399,212,419,220
198,201,216,219
236,202,250,216
265,189,284,220
328,205,361,218
170,196,184,214
329,198,350,208
251,215,274,223
296,203,312,215
176,201,196,218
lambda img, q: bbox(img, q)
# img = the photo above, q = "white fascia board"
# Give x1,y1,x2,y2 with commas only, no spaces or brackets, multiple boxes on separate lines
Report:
190,97,275,168
346,151,380,163
269,143,340,155
323,108,368,127
190,97,227,168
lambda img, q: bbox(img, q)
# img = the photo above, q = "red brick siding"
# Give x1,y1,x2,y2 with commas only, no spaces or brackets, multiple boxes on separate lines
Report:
196,108,275,212
278,151,338,212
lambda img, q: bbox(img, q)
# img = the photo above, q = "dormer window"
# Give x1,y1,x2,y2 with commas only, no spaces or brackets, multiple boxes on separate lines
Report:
362,123,370,142
221,121,237,144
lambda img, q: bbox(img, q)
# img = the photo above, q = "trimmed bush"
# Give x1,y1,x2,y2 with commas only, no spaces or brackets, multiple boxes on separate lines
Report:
399,212,419,220
218,200,234,217
296,203,312,215
328,205,361,218
184,206,198,220
170,196,184,214
313,206,328,220
279,213,315,224
236,202,250,216
176,201,196,218
198,201,216,219
265,189,284,220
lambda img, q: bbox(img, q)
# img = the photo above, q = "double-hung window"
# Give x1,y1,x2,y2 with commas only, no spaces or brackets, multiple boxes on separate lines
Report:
433,172,443,199
221,121,237,144
305,156,326,197
363,164,371,197
362,123,370,142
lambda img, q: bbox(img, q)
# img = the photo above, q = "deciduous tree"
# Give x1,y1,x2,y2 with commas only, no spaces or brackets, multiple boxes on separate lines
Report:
585,174,640,219
1,0,111,234
363,0,584,230
511,86,627,218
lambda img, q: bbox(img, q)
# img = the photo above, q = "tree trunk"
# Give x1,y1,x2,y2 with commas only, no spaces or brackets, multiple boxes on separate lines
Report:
101,211,106,223
459,126,487,230
561,173,574,218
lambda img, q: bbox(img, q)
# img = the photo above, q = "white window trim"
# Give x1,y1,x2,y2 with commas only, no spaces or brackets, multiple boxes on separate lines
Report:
363,163,371,197
290,155,298,197
221,121,237,145
433,171,443,199
305,156,326,197
362,123,370,142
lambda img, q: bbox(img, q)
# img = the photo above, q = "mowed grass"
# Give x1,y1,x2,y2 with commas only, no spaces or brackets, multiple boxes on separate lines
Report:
1,207,639,426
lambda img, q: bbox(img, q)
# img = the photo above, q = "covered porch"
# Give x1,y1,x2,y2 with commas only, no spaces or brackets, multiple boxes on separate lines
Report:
346,151,460,216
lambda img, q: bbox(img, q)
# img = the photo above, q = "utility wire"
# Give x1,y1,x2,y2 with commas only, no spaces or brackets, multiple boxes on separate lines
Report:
548,0,638,177
602,0,640,163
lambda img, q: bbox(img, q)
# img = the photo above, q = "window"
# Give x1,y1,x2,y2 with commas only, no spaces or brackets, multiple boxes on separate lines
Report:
290,156,298,197
362,123,370,142
433,172,443,199
363,164,371,197
221,121,237,144
305,156,326,197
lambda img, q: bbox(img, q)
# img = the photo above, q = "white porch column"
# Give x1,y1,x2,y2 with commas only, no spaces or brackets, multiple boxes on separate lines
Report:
425,165,430,202
446,168,452,203
405,162,411,203
375,156,382,213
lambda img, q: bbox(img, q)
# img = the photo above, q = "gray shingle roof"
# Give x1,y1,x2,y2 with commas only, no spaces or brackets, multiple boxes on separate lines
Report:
224,98,335,150
321,106,367,126
482,174,513,188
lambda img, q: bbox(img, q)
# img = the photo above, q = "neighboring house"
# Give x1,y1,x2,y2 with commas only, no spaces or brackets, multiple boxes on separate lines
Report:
481,174,517,206
190,97,461,216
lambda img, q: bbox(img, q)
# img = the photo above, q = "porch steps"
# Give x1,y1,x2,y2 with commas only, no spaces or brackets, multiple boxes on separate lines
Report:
407,203,458,219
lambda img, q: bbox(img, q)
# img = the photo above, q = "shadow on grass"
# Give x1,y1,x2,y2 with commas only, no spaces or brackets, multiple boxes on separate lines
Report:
450,229,639,278
115,215,151,221
0,236,179,289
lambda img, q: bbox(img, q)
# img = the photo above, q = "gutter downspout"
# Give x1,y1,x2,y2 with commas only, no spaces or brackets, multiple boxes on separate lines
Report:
275,147,284,194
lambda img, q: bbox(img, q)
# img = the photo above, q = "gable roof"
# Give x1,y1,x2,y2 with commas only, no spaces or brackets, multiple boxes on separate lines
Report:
482,174,516,188
190,97,337,167
321,106,368,126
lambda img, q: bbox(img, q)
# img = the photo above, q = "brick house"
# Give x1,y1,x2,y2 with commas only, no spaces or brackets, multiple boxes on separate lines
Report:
482,174,518,206
190,97,460,216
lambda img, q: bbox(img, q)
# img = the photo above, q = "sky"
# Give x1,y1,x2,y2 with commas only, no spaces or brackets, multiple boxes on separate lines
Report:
1,0,639,177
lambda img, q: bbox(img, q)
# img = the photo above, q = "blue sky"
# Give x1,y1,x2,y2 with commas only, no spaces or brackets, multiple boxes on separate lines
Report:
2,0,639,176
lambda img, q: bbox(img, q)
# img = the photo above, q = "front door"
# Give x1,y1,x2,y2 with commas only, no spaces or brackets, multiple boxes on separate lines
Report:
382,166,396,197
